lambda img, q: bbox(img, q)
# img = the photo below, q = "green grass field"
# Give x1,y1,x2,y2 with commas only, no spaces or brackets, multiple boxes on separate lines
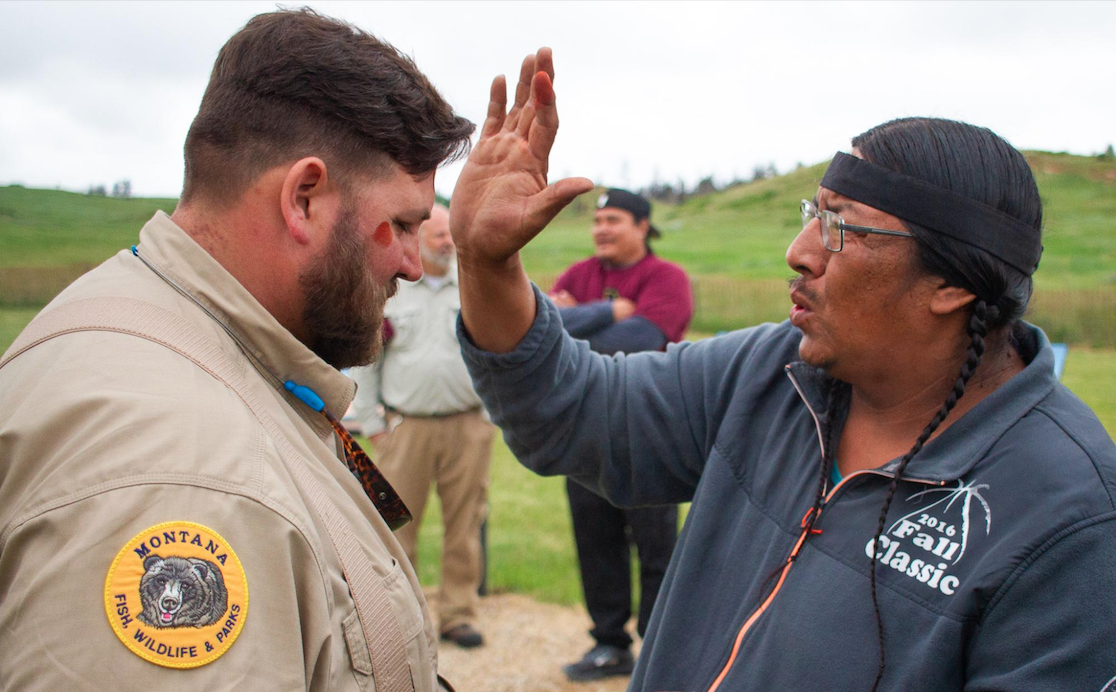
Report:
401,434,584,605
3,150,1114,287
0,185,177,267
1060,347,1116,432
1,307,40,351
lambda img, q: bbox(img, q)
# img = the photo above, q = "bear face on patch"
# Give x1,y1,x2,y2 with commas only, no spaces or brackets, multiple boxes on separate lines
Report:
137,554,228,629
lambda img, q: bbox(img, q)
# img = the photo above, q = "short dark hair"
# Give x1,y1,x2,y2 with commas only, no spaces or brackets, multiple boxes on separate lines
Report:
181,8,475,205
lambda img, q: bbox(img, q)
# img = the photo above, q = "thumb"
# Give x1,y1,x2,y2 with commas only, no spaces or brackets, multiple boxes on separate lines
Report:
526,176,595,229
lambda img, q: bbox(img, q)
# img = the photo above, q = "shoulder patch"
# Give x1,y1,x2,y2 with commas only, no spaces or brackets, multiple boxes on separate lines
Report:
104,521,248,668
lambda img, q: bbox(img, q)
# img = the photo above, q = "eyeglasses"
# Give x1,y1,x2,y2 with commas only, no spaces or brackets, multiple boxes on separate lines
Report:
800,199,914,252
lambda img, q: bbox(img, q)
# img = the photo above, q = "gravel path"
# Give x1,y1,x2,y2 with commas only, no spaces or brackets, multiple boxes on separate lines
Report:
434,591,639,692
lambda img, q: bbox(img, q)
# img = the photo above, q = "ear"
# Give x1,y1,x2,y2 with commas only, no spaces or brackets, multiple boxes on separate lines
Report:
636,218,650,240
189,559,210,581
928,280,977,316
143,555,164,572
279,157,339,246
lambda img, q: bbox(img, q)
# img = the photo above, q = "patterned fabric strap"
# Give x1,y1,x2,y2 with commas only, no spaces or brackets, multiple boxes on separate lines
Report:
323,409,413,531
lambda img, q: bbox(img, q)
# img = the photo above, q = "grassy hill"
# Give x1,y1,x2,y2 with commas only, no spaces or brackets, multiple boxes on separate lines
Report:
523,152,1116,345
3,151,1113,284
0,185,178,267
1,151,1113,342
525,152,1116,291
523,162,829,283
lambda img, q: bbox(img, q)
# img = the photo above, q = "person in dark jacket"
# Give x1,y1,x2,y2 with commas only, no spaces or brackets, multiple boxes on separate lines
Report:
548,188,693,680
448,51,1116,692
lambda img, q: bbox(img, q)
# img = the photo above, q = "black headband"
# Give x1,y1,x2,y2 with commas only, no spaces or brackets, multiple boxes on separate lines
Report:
820,152,1042,276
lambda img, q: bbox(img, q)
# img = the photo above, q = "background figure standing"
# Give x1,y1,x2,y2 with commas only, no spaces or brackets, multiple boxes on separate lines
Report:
350,204,495,649
549,189,693,680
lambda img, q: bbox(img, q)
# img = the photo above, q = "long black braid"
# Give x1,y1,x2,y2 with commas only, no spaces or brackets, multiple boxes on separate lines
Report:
846,116,1040,690
806,381,847,533
866,300,993,691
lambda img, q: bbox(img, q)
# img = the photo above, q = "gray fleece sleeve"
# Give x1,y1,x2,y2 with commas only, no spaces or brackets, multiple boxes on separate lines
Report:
458,285,747,508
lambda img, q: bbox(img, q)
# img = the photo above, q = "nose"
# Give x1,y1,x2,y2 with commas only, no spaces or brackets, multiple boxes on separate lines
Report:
785,219,827,279
398,230,423,281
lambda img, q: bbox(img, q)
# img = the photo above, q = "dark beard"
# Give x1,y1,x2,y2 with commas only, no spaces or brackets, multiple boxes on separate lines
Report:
299,209,396,369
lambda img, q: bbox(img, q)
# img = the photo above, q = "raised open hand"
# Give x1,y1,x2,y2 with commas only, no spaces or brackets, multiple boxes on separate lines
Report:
450,48,593,266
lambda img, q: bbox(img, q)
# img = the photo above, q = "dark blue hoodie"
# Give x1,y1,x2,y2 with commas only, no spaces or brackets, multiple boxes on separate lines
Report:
461,285,1116,692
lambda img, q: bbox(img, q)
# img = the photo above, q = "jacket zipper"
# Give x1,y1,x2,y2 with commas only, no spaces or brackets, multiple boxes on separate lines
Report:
705,514,815,692
704,372,944,692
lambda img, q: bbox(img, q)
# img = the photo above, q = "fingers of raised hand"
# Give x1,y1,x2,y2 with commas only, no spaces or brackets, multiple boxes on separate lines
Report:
525,176,595,230
527,70,559,163
505,53,536,132
516,100,536,140
481,75,508,139
514,53,536,109
535,47,555,83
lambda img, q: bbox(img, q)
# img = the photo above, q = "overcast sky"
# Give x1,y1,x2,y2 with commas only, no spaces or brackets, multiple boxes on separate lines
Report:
1,1,1113,199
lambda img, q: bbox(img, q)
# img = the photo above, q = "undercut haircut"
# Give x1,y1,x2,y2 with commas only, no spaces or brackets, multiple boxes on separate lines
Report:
181,8,475,206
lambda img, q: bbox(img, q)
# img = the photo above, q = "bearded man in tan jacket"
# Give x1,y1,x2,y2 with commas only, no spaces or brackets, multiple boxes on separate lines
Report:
0,9,485,691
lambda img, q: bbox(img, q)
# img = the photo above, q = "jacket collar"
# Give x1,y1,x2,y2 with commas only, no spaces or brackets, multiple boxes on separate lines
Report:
786,323,1056,483
135,211,356,419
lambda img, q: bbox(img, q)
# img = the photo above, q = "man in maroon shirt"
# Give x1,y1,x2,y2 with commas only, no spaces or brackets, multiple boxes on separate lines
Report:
549,189,693,680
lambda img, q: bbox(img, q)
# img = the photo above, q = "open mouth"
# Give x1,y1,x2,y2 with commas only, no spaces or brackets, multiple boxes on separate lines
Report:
158,604,180,623
788,288,815,327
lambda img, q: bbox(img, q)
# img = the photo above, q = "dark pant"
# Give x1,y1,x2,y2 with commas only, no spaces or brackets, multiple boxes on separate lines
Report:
566,478,678,650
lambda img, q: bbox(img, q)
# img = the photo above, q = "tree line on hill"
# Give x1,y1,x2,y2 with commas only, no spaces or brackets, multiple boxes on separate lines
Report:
86,180,132,198
80,144,1112,206
639,161,797,204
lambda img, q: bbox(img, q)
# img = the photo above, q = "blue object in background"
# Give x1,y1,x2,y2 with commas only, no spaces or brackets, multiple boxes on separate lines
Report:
1051,343,1068,380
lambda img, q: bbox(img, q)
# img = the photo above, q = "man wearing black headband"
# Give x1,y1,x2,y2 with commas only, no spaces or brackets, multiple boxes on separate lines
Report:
447,58,1116,692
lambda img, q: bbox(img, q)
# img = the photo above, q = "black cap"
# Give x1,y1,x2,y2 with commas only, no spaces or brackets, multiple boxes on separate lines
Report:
597,188,660,239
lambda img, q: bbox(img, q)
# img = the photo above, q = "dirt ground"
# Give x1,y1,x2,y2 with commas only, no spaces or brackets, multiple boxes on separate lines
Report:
432,590,639,692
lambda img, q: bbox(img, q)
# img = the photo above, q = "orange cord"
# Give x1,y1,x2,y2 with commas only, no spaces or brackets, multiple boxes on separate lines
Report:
705,524,812,692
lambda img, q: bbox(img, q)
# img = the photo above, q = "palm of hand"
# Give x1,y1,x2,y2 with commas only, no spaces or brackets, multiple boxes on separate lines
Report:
450,48,592,265
452,131,549,262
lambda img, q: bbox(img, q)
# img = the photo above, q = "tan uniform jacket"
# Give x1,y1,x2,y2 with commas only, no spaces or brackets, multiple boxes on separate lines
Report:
0,212,440,691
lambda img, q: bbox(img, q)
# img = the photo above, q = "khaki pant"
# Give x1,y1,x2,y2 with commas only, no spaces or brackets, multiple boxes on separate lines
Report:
375,409,495,632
